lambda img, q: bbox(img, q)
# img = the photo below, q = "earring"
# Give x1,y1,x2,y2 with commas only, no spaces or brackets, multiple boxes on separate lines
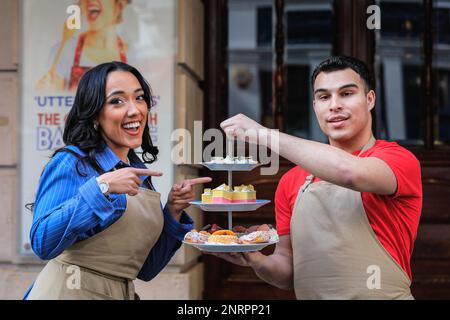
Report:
93,122,99,131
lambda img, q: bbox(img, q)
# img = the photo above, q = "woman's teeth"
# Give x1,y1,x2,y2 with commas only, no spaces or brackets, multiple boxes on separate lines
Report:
122,122,140,129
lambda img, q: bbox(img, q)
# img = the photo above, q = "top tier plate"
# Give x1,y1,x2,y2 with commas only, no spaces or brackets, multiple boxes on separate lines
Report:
201,162,261,171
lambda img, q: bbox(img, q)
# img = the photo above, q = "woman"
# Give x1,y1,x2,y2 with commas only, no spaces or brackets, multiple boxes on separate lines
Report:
37,0,131,92
25,61,210,299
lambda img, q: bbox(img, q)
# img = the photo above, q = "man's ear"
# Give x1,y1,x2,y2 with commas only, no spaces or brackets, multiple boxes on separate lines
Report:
367,90,376,111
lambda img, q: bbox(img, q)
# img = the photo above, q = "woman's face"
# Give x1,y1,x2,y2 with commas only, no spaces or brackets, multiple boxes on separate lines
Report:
81,0,122,31
98,71,148,158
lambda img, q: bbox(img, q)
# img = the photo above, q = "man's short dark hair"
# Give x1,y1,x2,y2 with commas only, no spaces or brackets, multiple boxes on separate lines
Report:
311,56,374,93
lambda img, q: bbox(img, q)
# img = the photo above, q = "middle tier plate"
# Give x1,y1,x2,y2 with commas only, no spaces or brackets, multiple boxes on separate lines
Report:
189,200,271,212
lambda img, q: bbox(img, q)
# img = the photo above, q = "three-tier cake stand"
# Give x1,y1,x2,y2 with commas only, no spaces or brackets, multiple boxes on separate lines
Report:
190,160,270,230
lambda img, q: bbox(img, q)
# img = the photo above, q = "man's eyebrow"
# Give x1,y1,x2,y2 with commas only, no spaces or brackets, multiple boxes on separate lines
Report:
314,83,359,95
338,83,359,90
106,88,143,98
314,88,328,95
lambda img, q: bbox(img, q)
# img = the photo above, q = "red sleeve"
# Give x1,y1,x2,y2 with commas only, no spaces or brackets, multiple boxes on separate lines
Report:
275,174,292,236
368,143,422,199
275,167,308,236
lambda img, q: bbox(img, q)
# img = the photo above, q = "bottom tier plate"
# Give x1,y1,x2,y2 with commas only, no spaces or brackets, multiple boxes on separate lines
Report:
188,200,271,212
183,240,278,253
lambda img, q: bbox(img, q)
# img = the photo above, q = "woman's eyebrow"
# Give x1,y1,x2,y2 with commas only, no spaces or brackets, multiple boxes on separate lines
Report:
106,88,143,98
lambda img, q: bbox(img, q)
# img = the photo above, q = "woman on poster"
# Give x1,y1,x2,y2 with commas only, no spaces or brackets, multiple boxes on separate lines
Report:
36,0,131,92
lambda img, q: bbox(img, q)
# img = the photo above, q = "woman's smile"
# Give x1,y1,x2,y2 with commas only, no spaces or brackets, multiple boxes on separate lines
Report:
121,120,142,136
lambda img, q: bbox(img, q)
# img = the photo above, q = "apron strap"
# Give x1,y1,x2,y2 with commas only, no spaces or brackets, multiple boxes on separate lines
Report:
301,174,315,193
117,37,127,63
357,136,376,157
73,33,86,67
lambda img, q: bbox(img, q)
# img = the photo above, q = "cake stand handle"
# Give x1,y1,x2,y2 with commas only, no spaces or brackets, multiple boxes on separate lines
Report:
228,170,232,230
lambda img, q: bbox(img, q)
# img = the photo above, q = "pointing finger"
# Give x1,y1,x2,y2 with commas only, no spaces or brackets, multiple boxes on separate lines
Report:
183,177,212,187
132,168,163,177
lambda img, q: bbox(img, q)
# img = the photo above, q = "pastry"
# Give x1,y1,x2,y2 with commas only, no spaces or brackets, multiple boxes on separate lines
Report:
207,235,238,244
238,236,265,244
207,230,238,244
184,230,210,244
239,230,279,244
211,184,233,203
223,155,234,164
239,231,271,244
201,184,257,203
208,224,222,234
201,188,212,203
184,225,279,246
212,230,236,236
257,224,270,231
232,184,256,203
232,225,247,234
207,155,258,164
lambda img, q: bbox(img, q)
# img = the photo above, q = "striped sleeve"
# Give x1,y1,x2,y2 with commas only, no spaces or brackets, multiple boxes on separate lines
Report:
30,155,126,260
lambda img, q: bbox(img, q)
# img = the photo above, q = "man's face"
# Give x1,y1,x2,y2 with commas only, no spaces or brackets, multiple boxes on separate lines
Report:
313,68,375,144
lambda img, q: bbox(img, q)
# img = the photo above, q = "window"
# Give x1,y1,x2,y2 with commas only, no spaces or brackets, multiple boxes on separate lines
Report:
375,1,425,143
434,3,450,143
228,0,334,141
375,0,450,146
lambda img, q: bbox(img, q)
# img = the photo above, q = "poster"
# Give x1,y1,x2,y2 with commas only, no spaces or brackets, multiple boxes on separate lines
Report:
20,0,177,255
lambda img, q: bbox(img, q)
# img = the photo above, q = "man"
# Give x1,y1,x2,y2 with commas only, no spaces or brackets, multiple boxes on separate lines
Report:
218,56,422,299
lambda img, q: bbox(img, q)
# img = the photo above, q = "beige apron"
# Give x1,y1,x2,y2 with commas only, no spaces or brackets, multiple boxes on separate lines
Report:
290,137,413,300
27,188,164,300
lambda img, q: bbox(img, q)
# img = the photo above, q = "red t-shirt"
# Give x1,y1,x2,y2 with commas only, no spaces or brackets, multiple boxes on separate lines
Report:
275,140,422,280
